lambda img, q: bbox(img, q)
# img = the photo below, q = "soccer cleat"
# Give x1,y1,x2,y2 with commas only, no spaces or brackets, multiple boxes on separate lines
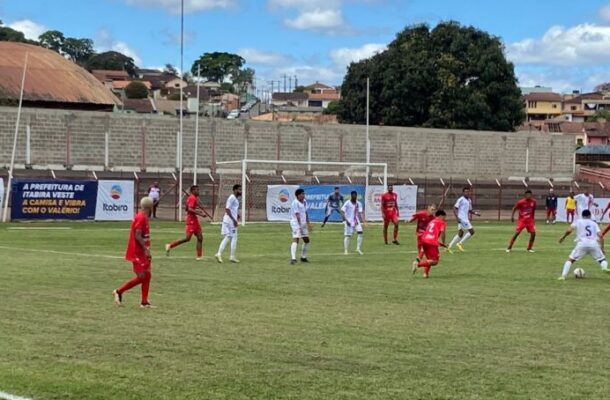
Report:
140,302,155,309
456,243,465,252
506,249,512,253
196,257,203,261
423,272,429,279
392,240,400,245
344,250,349,256
215,253,223,263
412,261,418,275
290,259,298,265
165,243,171,256
300,258,310,263
321,223,326,228
445,247,453,254
112,289,122,306
356,249,364,255
230,258,240,264
527,249,535,253
557,276,566,281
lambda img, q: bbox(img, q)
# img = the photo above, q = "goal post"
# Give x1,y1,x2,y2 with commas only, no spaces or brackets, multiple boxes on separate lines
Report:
215,159,388,226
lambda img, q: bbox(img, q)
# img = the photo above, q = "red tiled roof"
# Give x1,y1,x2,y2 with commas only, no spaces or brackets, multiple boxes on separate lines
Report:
308,92,341,101
272,92,308,101
523,92,562,102
564,92,604,104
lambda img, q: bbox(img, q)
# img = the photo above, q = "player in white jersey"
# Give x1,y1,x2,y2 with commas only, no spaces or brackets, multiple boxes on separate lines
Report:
215,184,242,264
148,182,161,218
574,191,598,220
448,187,480,252
558,209,609,280
290,188,312,265
341,191,365,255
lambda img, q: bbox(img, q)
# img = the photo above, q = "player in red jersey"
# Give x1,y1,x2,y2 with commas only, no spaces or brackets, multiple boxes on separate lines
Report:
409,203,437,258
381,184,400,245
165,185,211,260
113,197,154,308
412,209,447,279
507,190,537,253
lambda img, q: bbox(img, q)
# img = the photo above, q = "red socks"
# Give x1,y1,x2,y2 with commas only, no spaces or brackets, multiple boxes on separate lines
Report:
117,272,152,304
417,260,431,275
141,272,151,304
528,236,535,251
383,227,388,244
393,227,398,241
508,237,516,250
196,248,203,258
117,276,142,294
169,241,178,249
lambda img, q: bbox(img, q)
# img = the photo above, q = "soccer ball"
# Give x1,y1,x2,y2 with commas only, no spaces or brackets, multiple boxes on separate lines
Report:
574,268,586,279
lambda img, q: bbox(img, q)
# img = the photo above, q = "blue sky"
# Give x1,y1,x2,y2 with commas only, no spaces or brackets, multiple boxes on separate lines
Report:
2,0,610,92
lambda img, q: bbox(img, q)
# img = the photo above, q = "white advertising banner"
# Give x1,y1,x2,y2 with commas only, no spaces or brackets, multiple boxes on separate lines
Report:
95,180,135,221
266,185,299,221
365,185,418,222
556,197,610,223
0,177,4,213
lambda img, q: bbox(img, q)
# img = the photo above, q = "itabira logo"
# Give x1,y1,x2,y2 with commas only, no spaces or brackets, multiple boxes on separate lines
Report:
110,185,122,200
278,189,290,203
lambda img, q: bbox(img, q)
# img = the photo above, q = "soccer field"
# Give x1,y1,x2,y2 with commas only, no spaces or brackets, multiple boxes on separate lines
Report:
1,221,610,400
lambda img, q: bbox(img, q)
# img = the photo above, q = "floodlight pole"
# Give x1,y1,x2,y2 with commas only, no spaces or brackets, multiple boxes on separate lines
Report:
365,77,370,189
178,0,184,221
2,52,28,223
241,159,247,227
194,64,200,185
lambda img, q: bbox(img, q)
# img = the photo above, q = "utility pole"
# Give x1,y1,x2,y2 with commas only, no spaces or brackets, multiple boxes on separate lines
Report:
283,75,287,92
294,75,298,90
289,76,293,92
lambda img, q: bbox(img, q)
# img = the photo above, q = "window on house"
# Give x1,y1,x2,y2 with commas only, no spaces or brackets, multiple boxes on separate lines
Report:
577,139,584,147
552,104,557,108
528,101,537,108
571,106,577,111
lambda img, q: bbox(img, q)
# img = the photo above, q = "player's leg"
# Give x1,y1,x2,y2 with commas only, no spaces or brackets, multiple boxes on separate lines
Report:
114,262,147,305
526,224,536,252
229,230,239,263
392,216,400,245
301,236,310,262
216,235,230,263
383,219,390,244
560,258,576,280
591,246,609,272
507,231,521,252
356,232,364,255
140,270,152,308
291,238,299,264
560,244,583,279
195,231,204,260
448,229,463,250
458,225,475,249
166,232,193,255
343,223,351,255
322,207,331,227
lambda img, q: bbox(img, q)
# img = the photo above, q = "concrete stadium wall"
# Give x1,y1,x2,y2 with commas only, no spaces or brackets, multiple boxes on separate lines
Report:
0,107,575,179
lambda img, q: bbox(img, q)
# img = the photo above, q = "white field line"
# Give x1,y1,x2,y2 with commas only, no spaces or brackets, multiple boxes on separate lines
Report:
8,227,72,230
0,390,33,400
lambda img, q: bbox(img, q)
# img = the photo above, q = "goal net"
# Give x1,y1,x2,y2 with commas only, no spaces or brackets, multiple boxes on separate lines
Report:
214,159,388,225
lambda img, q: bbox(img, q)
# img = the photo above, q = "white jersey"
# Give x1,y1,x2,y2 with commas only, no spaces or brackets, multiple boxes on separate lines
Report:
148,186,160,200
223,194,239,225
341,200,363,225
575,194,593,213
571,219,600,244
290,199,307,226
454,196,472,222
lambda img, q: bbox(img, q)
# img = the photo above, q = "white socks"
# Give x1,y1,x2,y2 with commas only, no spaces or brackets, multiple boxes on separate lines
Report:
230,235,238,259
344,237,350,252
459,232,472,244
218,236,230,255
291,242,298,260
449,235,461,248
562,261,572,278
301,243,309,258
357,234,363,251
601,260,608,270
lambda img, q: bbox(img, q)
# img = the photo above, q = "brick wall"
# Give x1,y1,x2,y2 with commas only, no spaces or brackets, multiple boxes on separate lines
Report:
0,107,575,179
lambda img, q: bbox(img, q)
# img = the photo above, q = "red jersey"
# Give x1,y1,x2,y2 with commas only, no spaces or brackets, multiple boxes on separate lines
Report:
514,198,537,222
381,192,398,215
186,194,199,225
411,211,435,235
421,218,446,246
125,211,150,262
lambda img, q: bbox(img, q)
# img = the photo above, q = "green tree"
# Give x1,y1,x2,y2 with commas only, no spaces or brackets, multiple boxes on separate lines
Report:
0,20,32,43
587,110,610,122
124,81,149,99
86,51,137,76
233,67,255,92
38,30,65,52
294,85,306,93
323,101,342,115
338,22,525,131
220,82,235,93
163,63,179,76
63,38,95,65
191,52,245,82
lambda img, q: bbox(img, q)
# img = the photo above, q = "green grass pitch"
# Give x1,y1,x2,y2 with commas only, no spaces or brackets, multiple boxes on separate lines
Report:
1,220,610,400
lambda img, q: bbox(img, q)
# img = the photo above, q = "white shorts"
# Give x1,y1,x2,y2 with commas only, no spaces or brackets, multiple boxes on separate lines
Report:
221,221,238,238
458,220,473,231
291,221,309,239
326,207,341,217
344,222,363,237
569,242,605,262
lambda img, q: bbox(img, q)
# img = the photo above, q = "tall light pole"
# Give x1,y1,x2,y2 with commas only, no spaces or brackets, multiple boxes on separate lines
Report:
178,0,184,221
365,77,370,189
193,64,200,185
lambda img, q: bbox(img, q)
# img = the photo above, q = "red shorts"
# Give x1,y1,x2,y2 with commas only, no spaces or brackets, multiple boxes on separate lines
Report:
546,208,557,218
383,212,399,224
132,257,151,274
186,221,202,236
516,219,536,234
567,209,575,217
421,243,440,262
416,234,425,250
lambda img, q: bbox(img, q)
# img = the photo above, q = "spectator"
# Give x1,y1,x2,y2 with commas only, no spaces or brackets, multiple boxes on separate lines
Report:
148,182,161,218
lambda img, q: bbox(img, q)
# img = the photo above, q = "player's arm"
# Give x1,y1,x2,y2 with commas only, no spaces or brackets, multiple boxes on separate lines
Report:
558,227,574,243
598,232,605,253
225,207,238,227
135,228,151,259
511,204,518,223
439,229,447,248
340,206,350,227
453,206,460,223
469,209,481,217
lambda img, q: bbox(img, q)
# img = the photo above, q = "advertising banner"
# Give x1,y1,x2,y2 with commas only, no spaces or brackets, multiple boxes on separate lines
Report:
0,177,4,214
10,179,98,220
301,184,365,222
556,197,610,223
266,185,299,221
95,180,135,221
365,185,418,221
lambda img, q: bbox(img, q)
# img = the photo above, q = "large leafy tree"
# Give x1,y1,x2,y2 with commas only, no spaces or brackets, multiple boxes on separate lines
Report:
38,30,65,52
124,81,149,99
63,38,95,65
191,52,245,82
0,20,36,44
338,22,525,131
86,51,137,76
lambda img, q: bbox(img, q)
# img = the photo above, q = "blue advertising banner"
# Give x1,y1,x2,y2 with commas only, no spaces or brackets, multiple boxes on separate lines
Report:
11,179,99,220
301,184,365,222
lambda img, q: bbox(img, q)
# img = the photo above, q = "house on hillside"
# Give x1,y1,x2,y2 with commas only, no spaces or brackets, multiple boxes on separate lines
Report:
563,92,610,122
523,92,562,121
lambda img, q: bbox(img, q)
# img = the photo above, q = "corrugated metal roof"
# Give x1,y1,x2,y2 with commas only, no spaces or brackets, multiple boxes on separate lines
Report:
0,42,121,106
576,145,610,155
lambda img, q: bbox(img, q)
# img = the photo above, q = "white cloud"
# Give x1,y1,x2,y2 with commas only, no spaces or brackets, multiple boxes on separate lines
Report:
600,4,610,22
329,43,386,66
112,41,143,66
96,29,142,66
508,23,610,65
238,48,291,65
124,0,234,14
285,8,344,30
8,19,47,40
